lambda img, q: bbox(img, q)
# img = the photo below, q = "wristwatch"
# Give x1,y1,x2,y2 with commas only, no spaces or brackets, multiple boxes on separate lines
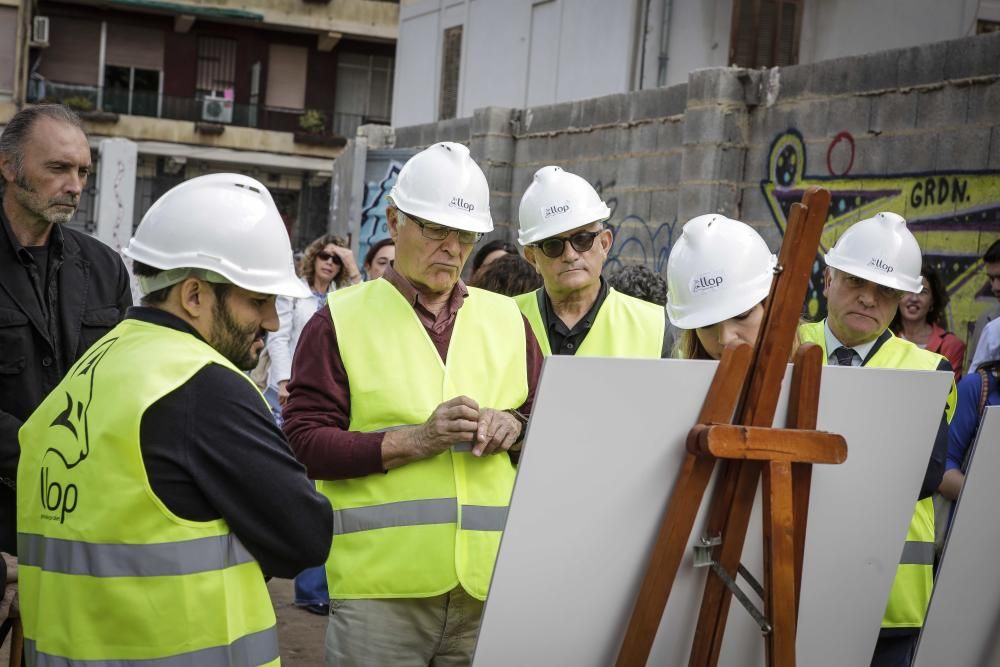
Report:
506,409,529,444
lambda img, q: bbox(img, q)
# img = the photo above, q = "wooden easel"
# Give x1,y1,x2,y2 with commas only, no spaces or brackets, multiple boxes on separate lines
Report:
615,187,845,667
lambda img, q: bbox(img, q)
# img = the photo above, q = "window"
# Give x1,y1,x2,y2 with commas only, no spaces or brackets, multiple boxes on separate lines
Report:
334,52,395,136
103,65,160,117
196,37,237,96
729,0,803,69
439,26,462,120
978,20,1000,34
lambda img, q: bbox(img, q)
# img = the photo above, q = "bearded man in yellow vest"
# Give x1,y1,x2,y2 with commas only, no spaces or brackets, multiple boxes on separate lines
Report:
514,166,667,358
798,212,956,667
283,142,543,667
16,173,333,666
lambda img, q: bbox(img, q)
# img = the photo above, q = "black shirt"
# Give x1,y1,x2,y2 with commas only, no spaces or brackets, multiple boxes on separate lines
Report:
538,279,671,357
133,307,332,578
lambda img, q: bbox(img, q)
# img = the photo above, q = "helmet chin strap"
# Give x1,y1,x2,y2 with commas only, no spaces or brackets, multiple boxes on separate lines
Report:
138,268,231,295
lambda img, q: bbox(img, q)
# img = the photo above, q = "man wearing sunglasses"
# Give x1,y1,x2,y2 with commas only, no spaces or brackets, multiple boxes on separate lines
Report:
797,212,956,667
283,142,542,666
515,166,668,358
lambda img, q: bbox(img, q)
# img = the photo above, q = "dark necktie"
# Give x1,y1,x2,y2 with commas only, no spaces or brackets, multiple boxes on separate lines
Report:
834,346,856,367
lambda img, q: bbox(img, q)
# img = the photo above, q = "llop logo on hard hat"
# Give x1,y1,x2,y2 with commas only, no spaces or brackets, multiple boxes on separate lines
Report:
449,196,475,213
691,272,726,295
867,257,894,273
543,201,571,219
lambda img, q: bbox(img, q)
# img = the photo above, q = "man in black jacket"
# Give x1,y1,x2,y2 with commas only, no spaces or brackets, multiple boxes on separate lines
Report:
0,105,132,629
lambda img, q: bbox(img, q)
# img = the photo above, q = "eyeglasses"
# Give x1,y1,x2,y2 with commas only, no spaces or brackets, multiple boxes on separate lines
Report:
317,251,342,265
841,273,902,300
530,230,603,259
404,213,483,245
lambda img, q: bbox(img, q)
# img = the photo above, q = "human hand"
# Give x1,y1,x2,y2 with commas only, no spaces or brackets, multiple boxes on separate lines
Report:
329,245,362,283
277,380,290,406
472,409,521,457
417,396,480,458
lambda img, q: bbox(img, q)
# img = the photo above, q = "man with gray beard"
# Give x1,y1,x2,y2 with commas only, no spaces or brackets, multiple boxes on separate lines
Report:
0,105,132,636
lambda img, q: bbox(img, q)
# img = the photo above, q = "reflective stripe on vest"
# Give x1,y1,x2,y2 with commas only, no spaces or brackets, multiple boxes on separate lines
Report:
324,281,528,600
17,319,278,663
515,287,664,358
799,321,953,628
24,626,279,667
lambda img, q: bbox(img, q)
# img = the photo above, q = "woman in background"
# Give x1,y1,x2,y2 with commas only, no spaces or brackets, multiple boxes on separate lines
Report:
892,261,965,379
363,237,395,280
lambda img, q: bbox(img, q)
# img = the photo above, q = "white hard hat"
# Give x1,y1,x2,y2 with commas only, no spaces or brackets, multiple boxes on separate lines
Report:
517,166,611,245
387,142,492,233
823,212,923,293
124,173,309,298
666,214,777,329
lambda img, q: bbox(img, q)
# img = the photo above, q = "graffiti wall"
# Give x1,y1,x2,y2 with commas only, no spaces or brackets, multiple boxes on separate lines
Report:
357,158,403,272
761,129,1000,345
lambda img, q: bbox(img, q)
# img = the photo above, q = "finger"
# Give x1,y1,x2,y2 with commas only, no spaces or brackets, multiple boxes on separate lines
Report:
476,409,498,443
446,404,480,423
475,422,508,457
496,423,519,453
444,395,479,411
444,418,480,435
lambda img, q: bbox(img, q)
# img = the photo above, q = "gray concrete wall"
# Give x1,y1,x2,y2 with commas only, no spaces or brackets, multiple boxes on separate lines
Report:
389,31,1000,345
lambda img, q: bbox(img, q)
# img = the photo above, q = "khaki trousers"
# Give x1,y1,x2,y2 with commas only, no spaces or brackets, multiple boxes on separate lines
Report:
325,586,483,667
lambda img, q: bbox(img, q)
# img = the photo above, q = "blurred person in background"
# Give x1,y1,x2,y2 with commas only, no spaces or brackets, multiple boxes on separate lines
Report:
607,264,667,307
470,253,542,297
470,239,518,283
892,261,965,380
363,237,395,280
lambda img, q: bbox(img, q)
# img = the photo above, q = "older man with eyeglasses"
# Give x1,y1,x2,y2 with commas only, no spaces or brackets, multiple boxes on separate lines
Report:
514,166,668,358
282,142,542,667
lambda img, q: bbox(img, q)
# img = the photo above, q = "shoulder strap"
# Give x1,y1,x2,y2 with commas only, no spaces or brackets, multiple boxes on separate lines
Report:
978,362,1000,420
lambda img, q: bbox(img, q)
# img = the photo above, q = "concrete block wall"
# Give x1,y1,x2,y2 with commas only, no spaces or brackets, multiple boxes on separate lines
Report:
387,31,1000,344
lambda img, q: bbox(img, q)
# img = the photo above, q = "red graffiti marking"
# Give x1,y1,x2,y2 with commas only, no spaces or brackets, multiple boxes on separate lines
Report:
826,131,855,176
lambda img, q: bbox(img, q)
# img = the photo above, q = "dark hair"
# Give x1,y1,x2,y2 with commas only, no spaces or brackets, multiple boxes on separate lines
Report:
472,239,518,274
985,239,1000,264
0,104,85,187
469,254,542,297
675,328,713,360
891,260,949,330
364,237,395,270
133,261,231,306
300,233,350,290
607,265,667,307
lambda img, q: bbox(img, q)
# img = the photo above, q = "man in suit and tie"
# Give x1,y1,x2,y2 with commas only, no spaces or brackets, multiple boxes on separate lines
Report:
0,105,132,633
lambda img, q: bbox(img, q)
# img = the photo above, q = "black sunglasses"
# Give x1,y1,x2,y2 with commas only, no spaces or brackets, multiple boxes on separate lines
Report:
530,230,603,259
317,251,342,265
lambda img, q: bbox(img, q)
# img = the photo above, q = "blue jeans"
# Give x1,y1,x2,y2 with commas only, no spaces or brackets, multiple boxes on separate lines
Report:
295,565,329,606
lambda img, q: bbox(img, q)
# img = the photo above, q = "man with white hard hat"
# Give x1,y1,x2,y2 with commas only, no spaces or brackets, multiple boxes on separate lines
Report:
16,173,333,664
797,212,957,667
515,166,667,358
283,142,542,666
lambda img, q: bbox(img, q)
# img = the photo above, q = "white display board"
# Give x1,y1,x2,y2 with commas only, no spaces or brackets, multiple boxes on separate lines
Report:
473,357,953,667
913,406,1000,667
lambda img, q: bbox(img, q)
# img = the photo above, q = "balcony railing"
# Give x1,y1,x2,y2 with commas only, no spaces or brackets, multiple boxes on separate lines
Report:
27,79,390,138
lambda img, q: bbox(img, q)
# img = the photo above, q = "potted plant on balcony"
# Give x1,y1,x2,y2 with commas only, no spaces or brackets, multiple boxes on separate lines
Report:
62,95,119,124
294,109,347,148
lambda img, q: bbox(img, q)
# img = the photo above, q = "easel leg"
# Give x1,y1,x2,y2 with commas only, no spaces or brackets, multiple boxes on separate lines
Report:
764,461,797,666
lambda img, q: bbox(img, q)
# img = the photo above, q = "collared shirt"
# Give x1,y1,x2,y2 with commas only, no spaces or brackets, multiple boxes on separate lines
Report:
823,320,879,366
0,211,66,372
283,267,544,481
538,278,672,358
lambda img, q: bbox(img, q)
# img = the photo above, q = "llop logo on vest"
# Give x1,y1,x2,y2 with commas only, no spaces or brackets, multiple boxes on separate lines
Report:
39,338,116,524
449,196,475,213
868,257,894,273
690,272,726,295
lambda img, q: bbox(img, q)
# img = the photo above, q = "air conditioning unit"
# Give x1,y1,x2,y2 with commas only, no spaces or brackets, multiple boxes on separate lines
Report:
201,95,233,124
31,16,50,47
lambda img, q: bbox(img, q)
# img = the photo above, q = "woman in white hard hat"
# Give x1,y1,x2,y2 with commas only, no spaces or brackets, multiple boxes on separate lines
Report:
666,214,778,359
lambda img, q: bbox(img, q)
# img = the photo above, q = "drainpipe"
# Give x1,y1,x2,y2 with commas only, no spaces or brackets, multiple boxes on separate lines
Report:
657,0,673,87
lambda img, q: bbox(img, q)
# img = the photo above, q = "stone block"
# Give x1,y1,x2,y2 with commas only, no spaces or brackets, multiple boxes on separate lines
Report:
847,136,888,176
628,84,688,121
784,100,831,141
751,105,795,145
966,80,1000,124
825,95,872,137
868,91,918,134
848,49,898,94
991,127,1000,169
629,123,659,155
656,120,683,151
521,102,574,135
719,146,748,184
512,167,535,198
775,63,812,101
944,31,1000,81
615,155,641,188
614,190,652,222
640,154,680,188
915,87,968,129
935,127,992,171
682,106,734,145
743,144,771,183
393,124,424,148
884,133,939,173
473,134,515,164
650,189,679,224
484,163,513,194
807,57,855,97
687,67,746,105
471,106,514,137
680,144,719,182
577,93,627,128
897,41,947,89
679,183,720,220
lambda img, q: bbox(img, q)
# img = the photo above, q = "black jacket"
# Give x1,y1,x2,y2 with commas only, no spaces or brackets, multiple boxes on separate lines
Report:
0,212,132,554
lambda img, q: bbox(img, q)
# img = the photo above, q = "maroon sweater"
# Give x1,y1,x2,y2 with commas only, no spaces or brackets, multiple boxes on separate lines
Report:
282,266,543,480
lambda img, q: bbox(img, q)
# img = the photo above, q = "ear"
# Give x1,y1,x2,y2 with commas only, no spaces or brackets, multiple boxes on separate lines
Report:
387,207,400,241
599,226,614,253
523,246,539,271
177,278,208,319
822,267,833,299
0,154,16,185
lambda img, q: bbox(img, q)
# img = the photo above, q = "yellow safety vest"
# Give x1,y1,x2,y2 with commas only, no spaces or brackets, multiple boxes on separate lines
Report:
515,287,664,357
323,280,528,601
799,321,956,629
17,318,278,665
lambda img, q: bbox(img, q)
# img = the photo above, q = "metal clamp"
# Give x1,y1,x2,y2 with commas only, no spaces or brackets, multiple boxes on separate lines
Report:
693,535,773,635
